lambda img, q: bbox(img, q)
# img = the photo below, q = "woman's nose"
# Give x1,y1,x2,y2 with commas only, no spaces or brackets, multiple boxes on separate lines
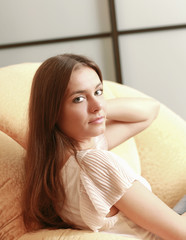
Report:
89,97,102,113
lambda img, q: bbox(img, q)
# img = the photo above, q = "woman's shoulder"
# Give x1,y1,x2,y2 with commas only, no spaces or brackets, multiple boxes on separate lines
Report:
77,148,106,161
77,148,118,172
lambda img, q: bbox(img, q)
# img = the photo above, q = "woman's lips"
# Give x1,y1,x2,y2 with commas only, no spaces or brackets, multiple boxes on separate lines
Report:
89,116,105,124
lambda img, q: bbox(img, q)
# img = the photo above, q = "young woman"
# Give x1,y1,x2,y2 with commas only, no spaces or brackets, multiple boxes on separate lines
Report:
23,54,186,240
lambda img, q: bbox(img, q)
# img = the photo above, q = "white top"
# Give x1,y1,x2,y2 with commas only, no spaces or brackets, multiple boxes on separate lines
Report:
57,135,160,239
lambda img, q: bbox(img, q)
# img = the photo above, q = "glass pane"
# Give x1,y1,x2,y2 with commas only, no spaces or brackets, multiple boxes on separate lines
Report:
115,0,186,30
119,29,186,120
0,0,110,44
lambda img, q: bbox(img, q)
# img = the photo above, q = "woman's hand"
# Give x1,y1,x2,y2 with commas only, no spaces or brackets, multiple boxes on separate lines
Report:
105,97,160,150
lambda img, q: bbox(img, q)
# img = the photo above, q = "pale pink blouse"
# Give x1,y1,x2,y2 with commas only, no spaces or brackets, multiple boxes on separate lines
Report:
57,135,160,239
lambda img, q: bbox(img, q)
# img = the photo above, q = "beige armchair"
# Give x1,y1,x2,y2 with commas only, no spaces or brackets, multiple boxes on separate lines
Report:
0,63,186,240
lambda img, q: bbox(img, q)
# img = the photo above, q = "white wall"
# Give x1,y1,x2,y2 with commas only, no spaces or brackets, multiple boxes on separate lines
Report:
115,0,186,120
115,0,186,29
0,0,116,82
0,0,110,44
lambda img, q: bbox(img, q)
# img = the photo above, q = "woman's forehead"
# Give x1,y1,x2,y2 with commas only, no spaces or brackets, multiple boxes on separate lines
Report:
67,67,101,92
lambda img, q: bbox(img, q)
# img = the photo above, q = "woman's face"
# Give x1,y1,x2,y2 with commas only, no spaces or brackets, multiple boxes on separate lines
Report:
58,66,106,146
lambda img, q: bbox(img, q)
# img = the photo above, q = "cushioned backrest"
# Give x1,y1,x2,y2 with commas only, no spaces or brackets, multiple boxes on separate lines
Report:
0,63,142,240
0,130,26,239
2,63,185,209
0,63,38,239
0,63,41,148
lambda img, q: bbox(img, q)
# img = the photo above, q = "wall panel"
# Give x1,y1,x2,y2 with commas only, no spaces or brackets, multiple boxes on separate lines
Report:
119,29,186,119
0,0,110,45
115,0,186,30
0,38,116,82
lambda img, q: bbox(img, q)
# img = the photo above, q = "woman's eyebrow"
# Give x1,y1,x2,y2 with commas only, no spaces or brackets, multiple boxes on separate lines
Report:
69,82,102,97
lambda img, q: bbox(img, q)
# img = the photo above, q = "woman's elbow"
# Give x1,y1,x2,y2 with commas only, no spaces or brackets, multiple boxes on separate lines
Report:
146,100,160,126
152,100,160,121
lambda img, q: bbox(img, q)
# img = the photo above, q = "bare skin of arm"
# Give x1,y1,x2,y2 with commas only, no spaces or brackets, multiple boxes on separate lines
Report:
115,181,186,240
105,97,160,150
104,96,186,239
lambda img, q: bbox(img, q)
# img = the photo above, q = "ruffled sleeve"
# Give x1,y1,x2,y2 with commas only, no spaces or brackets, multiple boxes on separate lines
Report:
78,149,141,232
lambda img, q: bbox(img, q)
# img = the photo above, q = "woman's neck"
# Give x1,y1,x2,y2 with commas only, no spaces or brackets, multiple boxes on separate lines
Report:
77,137,96,151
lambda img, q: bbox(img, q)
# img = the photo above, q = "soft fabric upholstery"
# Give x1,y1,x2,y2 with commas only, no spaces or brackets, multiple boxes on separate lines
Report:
0,131,26,240
0,63,39,148
0,63,185,240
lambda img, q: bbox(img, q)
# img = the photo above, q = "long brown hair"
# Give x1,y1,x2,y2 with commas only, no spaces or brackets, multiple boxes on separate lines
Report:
23,54,103,230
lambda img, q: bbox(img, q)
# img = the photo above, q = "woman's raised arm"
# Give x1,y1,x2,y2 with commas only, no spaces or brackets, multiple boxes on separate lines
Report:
105,97,160,150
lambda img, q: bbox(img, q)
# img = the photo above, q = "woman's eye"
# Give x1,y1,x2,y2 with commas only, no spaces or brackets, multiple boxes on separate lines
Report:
95,89,103,96
73,96,84,103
